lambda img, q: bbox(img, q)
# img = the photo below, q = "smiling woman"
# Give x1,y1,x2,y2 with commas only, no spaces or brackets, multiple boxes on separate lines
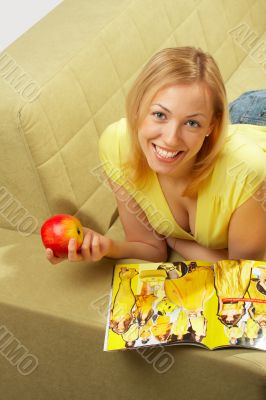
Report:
137,83,215,182
46,46,266,265
96,47,266,263
124,47,229,199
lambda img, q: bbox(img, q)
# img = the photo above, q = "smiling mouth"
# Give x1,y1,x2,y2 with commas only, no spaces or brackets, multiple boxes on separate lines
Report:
152,143,185,160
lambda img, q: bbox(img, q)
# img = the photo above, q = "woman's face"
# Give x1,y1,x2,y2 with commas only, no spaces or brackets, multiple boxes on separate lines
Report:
137,82,215,179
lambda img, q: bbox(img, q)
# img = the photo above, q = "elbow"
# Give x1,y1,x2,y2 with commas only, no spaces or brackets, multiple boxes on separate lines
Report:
145,239,168,263
151,245,168,263
153,252,168,263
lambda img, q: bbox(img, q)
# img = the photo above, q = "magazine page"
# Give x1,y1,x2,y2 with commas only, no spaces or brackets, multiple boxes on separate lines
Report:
104,260,266,351
211,260,266,350
104,260,215,351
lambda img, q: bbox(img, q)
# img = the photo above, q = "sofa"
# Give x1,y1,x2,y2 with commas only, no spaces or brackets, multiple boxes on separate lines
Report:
0,0,265,399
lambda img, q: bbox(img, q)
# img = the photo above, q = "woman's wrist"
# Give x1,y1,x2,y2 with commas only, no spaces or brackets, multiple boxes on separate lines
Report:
105,238,167,262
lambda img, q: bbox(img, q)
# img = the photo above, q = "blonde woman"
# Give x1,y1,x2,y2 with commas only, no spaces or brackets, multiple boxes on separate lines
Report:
46,47,266,265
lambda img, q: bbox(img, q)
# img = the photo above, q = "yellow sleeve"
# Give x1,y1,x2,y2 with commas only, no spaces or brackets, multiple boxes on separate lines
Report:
98,118,128,186
209,127,266,213
226,137,266,208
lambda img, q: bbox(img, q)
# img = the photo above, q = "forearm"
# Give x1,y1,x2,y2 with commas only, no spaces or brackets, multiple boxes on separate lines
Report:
171,238,228,262
106,239,167,262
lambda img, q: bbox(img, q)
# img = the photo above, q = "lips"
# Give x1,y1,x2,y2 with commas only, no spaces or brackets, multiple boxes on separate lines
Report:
152,143,185,162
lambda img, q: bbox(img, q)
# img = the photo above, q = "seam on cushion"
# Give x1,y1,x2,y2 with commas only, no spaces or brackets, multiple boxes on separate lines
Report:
224,0,266,82
220,0,244,84
155,2,178,44
219,0,239,84
99,36,127,100
35,119,91,168
67,65,93,117
34,99,79,207
230,354,266,375
80,182,109,204
221,0,250,31
226,28,266,84
127,12,148,54
16,106,52,216
68,59,122,139
128,0,174,55
161,0,175,30
195,7,208,52
249,0,261,31
28,0,135,92
22,64,97,159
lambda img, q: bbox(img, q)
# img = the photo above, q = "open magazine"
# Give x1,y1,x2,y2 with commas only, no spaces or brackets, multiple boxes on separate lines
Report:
104,260,266,351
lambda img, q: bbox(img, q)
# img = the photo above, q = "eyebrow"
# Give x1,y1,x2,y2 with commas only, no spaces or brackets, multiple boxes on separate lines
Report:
151,103,207,118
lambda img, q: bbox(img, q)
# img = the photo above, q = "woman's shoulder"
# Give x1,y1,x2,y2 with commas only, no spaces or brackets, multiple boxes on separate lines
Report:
98,117,129,162
219,124,266,177
208,124,266,208
98,117,130,184
99,117,128,148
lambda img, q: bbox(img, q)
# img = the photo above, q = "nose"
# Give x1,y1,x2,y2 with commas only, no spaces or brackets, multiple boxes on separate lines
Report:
161,121,183,148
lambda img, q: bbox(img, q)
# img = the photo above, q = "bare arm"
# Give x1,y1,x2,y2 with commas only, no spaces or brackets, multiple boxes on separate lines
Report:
106,239,167,262
228,185,266,260
166,237,228,262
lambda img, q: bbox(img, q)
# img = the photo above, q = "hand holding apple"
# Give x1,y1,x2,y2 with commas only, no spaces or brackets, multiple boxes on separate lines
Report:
41,214,84,258
41,215,112,264
66,228,112,262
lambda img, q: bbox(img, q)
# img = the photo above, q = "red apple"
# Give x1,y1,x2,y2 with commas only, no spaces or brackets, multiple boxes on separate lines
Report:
41,214,84,257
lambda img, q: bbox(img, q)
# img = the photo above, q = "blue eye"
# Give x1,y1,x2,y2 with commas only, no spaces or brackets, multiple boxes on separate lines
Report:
152,112,166,120
186,120,200,128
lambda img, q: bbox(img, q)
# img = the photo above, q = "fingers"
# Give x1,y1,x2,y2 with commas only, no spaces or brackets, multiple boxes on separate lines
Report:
91,235,101,261
46,248,65,265
81,231,105,261
45,230,107,265
68,238,83,262
81,231,99,261
45,238,83,265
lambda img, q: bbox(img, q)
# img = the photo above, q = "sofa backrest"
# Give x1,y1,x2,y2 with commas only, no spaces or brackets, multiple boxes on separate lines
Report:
0,0,265,235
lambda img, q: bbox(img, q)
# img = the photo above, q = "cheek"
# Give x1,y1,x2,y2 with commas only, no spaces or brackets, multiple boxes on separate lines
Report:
185,134,206,151
138,125,158,147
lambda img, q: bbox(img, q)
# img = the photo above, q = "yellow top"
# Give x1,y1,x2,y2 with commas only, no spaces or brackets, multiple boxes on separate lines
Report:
99,118,266,249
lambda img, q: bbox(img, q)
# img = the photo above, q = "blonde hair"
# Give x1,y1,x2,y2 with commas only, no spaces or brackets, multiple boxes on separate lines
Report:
124,46,229,196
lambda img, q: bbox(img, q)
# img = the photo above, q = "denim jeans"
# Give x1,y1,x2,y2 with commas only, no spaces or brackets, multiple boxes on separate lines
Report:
229,90,266,126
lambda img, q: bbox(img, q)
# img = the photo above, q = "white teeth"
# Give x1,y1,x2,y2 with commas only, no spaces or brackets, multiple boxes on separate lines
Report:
155,145,180,158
